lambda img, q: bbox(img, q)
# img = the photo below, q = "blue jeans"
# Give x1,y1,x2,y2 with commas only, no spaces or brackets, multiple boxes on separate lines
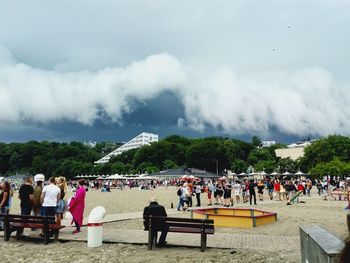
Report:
41,207,56,217
0,207,9,229
177,197,188,210
21,206,32,216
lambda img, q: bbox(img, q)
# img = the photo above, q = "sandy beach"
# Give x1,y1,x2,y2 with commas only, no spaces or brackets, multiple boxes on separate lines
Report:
2,187,348,263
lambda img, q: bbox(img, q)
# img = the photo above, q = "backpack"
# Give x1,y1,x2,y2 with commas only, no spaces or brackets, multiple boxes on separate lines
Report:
177,188,182,196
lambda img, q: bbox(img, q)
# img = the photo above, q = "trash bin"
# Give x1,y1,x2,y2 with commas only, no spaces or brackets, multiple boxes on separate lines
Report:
87,206,106,248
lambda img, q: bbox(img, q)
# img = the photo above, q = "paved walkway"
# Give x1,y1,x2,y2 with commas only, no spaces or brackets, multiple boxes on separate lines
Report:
59,228,299,251
2,199,312,251
61,209,180,227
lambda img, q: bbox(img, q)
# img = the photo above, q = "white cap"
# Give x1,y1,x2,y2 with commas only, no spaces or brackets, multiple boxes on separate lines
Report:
34,174,45,182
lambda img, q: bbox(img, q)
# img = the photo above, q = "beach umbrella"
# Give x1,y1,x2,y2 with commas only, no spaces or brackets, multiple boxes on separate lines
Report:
270,172,279,176
181,175,190,181
238,172,247,177
282,171,291,176
294,171,304,176
260,171,267,176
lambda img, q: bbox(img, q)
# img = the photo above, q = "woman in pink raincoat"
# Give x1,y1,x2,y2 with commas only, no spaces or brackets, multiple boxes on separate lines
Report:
68,179,86,234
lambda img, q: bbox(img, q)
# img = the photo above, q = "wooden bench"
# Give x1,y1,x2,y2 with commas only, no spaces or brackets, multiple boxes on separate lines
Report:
144,216,215,252
0,214,65,245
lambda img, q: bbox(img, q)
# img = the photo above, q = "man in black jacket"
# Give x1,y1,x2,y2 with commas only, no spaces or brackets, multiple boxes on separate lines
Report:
249,179,257,205
143,197,168,247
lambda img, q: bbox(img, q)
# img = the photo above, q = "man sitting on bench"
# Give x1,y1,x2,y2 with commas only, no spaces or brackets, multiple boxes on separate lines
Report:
143,197,168,247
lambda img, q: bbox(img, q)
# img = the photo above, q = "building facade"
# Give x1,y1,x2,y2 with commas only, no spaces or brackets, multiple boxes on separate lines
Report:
94,132,159,164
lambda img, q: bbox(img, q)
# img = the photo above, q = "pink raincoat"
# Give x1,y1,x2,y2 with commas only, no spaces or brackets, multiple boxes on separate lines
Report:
68,186,86,227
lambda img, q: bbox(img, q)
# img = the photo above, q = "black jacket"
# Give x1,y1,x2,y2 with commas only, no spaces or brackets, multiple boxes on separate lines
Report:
143,202,167,230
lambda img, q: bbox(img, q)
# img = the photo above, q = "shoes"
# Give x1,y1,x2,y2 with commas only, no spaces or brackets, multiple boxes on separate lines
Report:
72,230,81,234
157,241,167,247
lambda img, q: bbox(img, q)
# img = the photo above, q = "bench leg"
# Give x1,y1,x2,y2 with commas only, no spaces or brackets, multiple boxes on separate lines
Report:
148,228,153,250
53,230,59,243
3,216,11,241
200,233,207,252
15,229,22,240
4,227,10,242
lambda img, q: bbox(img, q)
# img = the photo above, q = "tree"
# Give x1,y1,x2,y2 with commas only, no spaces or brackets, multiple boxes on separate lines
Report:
247,148,274,166
309,158,350,179
301,135,350,170
186,139,230,173
162,159,178,169
252,136,262,147
231,159,248,174
111,162,126,174
277,158,298,173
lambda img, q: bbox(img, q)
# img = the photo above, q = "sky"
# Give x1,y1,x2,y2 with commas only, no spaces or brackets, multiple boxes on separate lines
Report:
0,0,349,143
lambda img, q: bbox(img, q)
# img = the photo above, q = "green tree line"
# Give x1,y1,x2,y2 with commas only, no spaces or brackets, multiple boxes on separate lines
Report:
0,134,349,179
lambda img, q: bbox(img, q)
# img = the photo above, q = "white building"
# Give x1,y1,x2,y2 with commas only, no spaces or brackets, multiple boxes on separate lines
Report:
261,141,276,147
84,141,97,148
94,132,159,164
275,139,318,161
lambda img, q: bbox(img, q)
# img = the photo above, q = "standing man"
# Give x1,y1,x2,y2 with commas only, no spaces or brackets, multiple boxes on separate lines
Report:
41,177,61,217
18,176,34,215
143,197,168,247
249,179,257,205
194,182,202,207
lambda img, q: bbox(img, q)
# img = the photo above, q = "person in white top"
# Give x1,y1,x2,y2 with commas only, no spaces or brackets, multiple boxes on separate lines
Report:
41,177,61,217
233,181,241,204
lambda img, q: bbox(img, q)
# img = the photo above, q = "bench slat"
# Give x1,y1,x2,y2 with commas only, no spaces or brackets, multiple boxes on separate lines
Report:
166,222,214,229
144,216,214,224
168,226,215,234
11,223,65,230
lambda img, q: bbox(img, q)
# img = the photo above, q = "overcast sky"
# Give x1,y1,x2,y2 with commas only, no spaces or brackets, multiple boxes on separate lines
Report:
0,0,349,143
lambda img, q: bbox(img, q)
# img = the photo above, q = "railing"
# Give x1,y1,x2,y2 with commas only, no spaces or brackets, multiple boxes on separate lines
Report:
300,223,345,263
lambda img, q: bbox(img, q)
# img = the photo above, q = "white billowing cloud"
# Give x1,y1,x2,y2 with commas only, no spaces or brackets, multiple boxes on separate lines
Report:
0,52,185,124
180,67,350,136
0,48,349,136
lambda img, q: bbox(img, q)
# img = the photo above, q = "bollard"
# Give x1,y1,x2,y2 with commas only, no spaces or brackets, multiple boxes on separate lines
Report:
87,206,106,248
171,202,174,209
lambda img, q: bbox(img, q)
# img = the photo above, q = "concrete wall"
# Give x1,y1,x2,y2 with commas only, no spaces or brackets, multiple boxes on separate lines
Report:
300,226,344,263
275,147,305,161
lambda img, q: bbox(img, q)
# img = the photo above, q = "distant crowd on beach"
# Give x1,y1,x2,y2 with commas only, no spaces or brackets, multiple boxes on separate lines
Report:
174,176,350,211
0,175,86,235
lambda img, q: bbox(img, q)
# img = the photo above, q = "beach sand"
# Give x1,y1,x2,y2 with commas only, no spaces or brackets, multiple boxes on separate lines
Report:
3,187,348,262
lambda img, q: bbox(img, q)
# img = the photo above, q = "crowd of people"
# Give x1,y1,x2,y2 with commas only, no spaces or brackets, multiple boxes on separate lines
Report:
175,176,350,211
0,175,86,235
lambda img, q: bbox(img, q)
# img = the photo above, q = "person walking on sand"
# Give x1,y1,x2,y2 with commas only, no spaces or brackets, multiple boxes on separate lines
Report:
41,177,61,217
249,179,257,205
257,180,264,201
33,180,43,216
207,180,214,206
56,177,68,226
274,180,281,201
19,176,34,215
233,180,241,204
0,181,10,231
267,180,274,200
68,179,86,234
194,182,202,207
